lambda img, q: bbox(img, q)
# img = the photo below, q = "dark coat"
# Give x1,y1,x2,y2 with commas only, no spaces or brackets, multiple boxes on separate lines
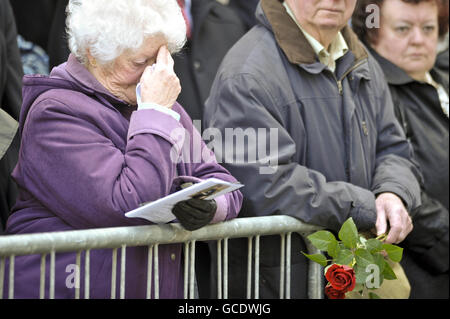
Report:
203,0,421,298
371,49,449,299
0,0,22,234
435,48,449,73
10,0,70,70
173,0,247,123
228,0,259,30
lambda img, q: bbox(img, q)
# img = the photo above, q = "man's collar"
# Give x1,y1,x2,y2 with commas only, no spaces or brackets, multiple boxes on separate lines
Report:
260,0,367,65
282,1,348,59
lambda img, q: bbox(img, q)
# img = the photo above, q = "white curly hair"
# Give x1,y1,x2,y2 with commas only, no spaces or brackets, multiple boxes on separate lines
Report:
66,0,187,65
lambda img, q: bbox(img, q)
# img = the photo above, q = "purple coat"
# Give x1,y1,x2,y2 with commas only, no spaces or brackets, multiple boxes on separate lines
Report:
4,54,243,299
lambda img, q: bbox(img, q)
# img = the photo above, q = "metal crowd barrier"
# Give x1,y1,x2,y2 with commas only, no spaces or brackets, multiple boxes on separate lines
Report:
0,215,324,299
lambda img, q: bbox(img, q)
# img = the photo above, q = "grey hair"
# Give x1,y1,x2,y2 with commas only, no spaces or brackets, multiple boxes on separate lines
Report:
66,0,187,65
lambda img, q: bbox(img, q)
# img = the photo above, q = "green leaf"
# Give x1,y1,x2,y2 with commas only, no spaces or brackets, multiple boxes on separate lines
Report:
307,231,338,252
355,249,375,269
382,260,397,280
369,292,381,299
382,244,403,263
302,252,328,267
335,248,354,266
372,253,385,274
366,238,383,253
327,239,341,259
354,264,370,284
338,218,358,249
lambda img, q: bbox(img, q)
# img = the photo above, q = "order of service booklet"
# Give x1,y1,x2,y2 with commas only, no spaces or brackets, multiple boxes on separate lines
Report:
125,178,244,224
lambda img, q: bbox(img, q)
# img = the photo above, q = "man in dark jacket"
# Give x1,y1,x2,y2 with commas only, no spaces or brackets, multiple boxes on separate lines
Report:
203,0,422,298
0,0,22,234
173,0,247,123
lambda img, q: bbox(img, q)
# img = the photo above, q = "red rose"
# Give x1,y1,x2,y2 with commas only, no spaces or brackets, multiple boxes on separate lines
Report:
325,264,356,292
325,284,346,299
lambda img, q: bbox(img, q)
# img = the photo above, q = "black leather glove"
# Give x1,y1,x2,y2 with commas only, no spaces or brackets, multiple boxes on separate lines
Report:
172,198,217,231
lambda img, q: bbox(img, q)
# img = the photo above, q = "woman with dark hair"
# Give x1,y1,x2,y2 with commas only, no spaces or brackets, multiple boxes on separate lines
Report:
353,0,449,299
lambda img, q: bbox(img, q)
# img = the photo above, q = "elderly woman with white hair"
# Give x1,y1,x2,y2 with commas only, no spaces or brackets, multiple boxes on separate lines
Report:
3,0,242,299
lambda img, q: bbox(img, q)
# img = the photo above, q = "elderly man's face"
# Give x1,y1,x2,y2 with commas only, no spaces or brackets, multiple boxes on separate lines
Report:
94,34,167,105
372,0,439,81
293,0,357,30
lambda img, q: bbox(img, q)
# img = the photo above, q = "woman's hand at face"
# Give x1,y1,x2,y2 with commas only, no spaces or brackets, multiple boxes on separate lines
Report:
139,45,181,109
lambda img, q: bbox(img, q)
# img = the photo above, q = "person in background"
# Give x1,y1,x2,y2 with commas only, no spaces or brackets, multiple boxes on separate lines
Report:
10,0,70,71
3,0,242,298
352,0,449,299
204,0,422,298
0,0,22,234
174,0,251,298
228,0,260,30
173,0,247,124
435,0,449,72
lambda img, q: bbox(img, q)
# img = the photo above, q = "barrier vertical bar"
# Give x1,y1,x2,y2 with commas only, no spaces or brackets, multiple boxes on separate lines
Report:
85,249,90,299
8,255,14,299
120,245,126,299
0,257,5,299
279,234,285,299
246,237,253,299
223,238,229,299
217,239,222,299
75,251,81,299
111,248,117,299
286,232,292,299
49,251,55,299
154,244,159,299
189,240,196,299
146,245,153,299
39,254,46,299
254,235,260,299
183,242,189,299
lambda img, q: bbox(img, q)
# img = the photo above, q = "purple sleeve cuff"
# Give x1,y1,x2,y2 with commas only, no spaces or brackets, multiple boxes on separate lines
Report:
211,195,229,223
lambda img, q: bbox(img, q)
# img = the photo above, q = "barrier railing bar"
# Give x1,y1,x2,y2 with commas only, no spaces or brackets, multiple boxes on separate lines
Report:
154,244,159,299
246,236,252,299
0,216,324,299
8,255,14,299
183,242,189,299
120,245,126,299
302,232,324,299
286,232,292,299
0,216,322,257
39,254,46,299
49,251,55,299
75,251,81,299
189,240,196,299
146,245,153,299
279,234,285,299
0,257,5,299
254,235,260,299
223,237,228,299
111,248,117,299
85,249,90,299
217,239,222,299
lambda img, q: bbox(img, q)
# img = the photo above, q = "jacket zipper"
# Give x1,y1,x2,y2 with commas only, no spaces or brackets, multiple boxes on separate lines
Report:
332,58,368,181
333,59,367,96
